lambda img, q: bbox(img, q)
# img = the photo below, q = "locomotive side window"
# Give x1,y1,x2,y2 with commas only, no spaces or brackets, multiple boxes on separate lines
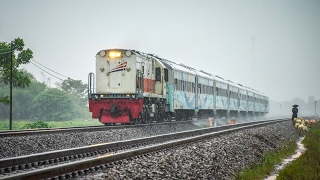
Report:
164,69,168,82
155,68,161,81
177,79,179,90
174,78,178,90
177,80,179,90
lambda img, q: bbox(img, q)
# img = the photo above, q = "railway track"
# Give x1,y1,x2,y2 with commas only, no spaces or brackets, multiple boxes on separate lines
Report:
0,120,193,138
0,118,290,180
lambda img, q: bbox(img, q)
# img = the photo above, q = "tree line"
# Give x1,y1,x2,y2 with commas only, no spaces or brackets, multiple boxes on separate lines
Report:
0,38,89,121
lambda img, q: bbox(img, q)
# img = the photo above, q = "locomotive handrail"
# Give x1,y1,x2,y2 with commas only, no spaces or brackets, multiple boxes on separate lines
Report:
88,72,95,97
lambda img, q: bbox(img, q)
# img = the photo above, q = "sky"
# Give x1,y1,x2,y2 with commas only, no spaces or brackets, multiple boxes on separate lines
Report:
1,0,320,102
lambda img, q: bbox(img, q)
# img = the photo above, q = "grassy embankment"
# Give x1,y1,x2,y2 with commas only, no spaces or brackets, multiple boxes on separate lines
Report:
0,118,102,130
236,119,320,180
276,121,320,179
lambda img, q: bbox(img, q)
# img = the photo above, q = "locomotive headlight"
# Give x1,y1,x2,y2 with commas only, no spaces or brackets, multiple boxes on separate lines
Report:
108,51,122,58
94,95,99,99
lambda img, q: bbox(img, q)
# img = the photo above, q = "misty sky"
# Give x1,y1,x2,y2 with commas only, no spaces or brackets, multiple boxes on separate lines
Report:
1,0,320,102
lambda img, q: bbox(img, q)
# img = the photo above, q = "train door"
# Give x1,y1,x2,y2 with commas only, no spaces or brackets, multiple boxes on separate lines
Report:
213,80,216,113
108,59,124,89
253,93,256,114
195,76,199,114
237,89,240,112
155,66,163,94
227,84,230,117
246,90,249,112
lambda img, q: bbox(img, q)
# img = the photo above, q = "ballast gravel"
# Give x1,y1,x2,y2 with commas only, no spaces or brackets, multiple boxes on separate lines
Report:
0,122,200,159
82,121,299,180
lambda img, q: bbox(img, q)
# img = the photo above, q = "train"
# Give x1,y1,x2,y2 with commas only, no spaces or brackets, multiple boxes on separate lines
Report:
88,49,269,125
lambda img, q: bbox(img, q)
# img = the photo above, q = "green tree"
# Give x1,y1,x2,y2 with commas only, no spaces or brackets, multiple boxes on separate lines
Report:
60,78,87,105
0,38,33,104
0,71,47,119
33,88,78,121
59,78,89,117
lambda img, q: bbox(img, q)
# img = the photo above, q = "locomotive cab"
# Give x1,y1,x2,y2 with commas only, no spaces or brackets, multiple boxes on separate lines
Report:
88,49,169,125
96,50,136,94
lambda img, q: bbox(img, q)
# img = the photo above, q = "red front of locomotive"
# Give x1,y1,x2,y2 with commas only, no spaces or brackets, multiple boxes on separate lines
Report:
88,49,144,124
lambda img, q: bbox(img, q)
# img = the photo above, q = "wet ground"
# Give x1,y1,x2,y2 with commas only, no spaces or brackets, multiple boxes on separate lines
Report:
264,136,306,180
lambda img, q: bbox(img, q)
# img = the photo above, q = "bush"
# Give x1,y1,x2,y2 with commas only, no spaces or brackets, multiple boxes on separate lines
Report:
21,121,51,129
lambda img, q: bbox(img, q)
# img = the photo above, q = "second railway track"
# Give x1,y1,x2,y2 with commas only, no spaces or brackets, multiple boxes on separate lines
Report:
0,120,195,138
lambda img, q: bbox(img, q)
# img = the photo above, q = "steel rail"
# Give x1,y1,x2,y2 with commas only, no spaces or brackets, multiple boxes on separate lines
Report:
0,120,193,137
0,118,288,169
0,118,289,180
0,118,287,169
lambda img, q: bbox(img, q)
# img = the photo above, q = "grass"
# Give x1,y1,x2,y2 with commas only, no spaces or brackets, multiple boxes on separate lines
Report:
236,119,320,180
276,122,320,180
235,141,298,180
0,118,102,130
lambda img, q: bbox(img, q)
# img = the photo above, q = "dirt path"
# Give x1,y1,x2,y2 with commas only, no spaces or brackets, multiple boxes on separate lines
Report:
264,137,306,180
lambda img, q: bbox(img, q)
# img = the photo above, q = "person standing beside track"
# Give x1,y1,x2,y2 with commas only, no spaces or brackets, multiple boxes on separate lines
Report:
292,104,298,124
